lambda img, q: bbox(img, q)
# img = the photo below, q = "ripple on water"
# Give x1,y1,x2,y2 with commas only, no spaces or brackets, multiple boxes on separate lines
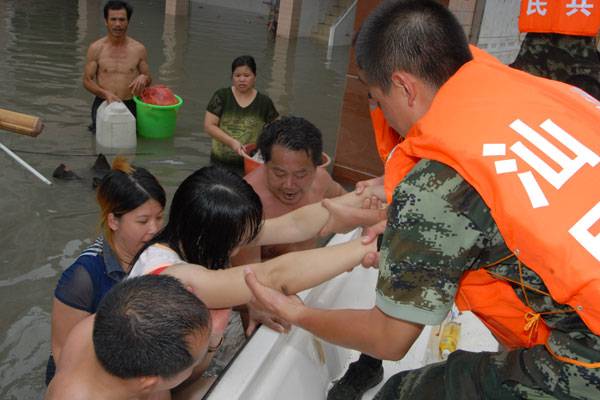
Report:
0,307,50,400
0,264,57,288
0,0,350,398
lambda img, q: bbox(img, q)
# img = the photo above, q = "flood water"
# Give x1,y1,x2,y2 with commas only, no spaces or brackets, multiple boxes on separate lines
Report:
0,0,350,398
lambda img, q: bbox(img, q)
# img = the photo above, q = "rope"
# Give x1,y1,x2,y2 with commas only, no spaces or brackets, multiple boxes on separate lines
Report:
481,253,600,367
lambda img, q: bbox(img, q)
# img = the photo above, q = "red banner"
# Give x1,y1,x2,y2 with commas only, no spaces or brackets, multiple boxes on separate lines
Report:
519,0,600,36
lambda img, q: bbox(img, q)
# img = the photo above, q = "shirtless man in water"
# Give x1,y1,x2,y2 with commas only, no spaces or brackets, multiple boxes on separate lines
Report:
234,116,346,265
83,1,151,132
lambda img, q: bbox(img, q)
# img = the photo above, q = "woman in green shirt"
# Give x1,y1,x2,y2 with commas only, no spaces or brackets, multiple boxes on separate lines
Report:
204,55,279,172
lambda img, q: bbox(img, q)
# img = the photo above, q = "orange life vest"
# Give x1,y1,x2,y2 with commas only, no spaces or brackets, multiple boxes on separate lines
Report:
383,49,600,354
369,105,401,163
383,45,494,202
519,0,600,36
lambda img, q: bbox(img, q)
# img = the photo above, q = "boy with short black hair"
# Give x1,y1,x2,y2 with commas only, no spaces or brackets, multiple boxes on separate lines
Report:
46,275,210,400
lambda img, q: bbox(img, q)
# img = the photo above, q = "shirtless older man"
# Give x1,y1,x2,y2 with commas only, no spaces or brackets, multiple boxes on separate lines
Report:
46,275,210,400
83,1,151,132
234,116,346,265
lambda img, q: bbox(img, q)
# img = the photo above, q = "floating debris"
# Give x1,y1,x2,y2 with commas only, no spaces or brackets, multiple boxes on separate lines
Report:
52,164,80,180
92,153,110,174
149,159,185,165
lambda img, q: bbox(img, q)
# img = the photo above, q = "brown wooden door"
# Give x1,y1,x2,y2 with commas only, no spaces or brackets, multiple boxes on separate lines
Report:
332,0,384,185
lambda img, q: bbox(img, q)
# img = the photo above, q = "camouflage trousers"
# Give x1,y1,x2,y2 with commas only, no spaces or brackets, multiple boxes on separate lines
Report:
373,347,600,400
510,33,600,83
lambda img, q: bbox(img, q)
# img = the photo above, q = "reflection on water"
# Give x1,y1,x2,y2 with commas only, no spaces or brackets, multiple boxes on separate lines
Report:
160,14,189,81
0,0,349,398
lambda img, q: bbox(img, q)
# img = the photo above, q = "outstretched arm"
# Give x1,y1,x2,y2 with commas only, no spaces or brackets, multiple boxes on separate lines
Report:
318,197,387,237
162,237,376,309
244,270,423,360
355,176,385,197
254,185,385,246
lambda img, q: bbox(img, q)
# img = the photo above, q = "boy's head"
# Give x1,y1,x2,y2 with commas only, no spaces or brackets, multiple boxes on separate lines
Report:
93,275,210,390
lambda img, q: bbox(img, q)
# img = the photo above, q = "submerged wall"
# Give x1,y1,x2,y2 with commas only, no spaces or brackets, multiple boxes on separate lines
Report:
191,0,270,15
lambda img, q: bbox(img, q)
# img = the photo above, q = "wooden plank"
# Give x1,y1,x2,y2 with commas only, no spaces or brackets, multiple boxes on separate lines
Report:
332,164,379,187
0,108,44,137
333,77,383,182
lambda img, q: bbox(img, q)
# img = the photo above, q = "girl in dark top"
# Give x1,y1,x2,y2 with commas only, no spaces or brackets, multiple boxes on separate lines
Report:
126,165,377,396
46,157,165,384
204,55,278,172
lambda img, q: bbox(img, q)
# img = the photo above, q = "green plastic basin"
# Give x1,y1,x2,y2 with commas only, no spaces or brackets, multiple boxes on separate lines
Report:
133,95,183,139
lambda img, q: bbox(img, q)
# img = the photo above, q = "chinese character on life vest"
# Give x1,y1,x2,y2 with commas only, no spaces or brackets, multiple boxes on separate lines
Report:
527,0,548,15
566,0,594,16
483,119,600,262
483,119,600,209
569,201,600,262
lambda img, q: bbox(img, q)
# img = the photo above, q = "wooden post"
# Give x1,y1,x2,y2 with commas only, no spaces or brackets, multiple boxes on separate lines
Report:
277,0,303,39
165,0,189,16
160,13,189,78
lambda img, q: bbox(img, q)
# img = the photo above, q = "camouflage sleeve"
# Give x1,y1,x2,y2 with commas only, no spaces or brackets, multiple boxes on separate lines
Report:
510,33,600,83
375,160,492,326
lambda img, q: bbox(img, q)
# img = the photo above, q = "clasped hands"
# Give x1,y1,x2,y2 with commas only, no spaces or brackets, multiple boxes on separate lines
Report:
243,181,388,330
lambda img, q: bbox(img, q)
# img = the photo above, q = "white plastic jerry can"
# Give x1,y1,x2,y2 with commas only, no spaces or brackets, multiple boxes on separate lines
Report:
96,101,137,149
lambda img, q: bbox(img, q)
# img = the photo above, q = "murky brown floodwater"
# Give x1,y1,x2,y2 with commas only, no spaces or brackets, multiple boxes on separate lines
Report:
0,0,349,398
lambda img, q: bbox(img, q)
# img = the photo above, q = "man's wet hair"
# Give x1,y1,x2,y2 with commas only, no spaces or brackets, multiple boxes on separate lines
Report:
355,0,472,91
231,55,257,76
258,116,323,166
141,166,263,270
93,275,210,379
104,1,133,21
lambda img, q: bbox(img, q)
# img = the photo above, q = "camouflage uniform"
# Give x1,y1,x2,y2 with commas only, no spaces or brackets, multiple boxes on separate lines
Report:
374,159,600,399
510,33,600,83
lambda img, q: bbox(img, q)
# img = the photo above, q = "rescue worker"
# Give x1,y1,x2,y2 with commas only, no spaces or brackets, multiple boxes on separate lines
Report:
245,1,600,398
511,0,600,83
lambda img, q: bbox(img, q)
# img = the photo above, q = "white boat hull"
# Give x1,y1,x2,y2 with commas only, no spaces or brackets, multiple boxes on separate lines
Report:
207,230,499,400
